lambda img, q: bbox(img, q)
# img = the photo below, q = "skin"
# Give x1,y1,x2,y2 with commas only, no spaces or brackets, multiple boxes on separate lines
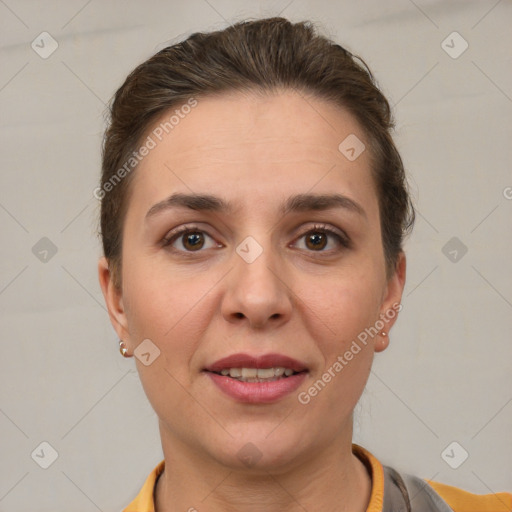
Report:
98,88,406,512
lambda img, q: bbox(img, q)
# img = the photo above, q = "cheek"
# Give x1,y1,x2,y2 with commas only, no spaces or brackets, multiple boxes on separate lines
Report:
122,247,182,335
302,264,383,346
122,255,216,371
299,289,377,420
296,265,382,402
122,263,206,419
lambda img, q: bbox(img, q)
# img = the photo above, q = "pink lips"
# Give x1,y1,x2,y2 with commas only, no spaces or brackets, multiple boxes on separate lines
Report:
204,353,308,373
203,352,308,404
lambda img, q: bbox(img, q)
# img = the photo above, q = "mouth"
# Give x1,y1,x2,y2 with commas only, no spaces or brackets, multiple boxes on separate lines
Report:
203,353,309,403
208,366,304,382
204,352,308,376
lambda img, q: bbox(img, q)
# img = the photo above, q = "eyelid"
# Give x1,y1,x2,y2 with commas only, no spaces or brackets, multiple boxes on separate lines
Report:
294,223,351,249
161,223,218,248
161,222,351,252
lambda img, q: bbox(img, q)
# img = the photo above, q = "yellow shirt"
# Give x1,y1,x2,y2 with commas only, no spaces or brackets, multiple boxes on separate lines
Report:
123,444,512,511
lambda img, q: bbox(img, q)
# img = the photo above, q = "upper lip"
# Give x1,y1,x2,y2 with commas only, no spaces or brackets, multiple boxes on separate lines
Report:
204,353,308,373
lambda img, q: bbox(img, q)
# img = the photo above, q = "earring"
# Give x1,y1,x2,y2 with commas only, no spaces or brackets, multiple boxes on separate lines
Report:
380,331,387,337
119,340,130,357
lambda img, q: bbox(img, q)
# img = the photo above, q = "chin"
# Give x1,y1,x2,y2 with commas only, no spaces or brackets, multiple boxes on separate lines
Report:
206,429,310,474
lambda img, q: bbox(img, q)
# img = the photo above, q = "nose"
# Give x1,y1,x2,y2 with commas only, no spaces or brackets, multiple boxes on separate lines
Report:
221,236,293,330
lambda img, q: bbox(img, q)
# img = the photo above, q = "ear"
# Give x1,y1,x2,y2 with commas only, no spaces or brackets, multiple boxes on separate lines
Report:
97,256,130,344
374,251,406,353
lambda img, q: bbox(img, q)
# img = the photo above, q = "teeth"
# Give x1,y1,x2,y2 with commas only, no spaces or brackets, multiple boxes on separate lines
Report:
256,368,275,379
241,368,258,379
217,367,297,381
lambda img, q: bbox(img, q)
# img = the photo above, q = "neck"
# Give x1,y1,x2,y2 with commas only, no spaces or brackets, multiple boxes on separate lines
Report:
154,423,372,512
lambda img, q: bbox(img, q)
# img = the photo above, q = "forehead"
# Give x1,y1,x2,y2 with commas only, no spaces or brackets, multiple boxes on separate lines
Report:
127,89,377,220
145,89,364,163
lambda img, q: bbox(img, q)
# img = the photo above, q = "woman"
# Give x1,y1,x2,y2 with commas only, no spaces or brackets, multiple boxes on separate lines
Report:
97,17,511,512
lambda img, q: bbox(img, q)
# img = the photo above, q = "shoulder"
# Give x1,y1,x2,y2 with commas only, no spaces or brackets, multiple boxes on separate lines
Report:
122,459,165,512
353,445,511,512
426,479,512,512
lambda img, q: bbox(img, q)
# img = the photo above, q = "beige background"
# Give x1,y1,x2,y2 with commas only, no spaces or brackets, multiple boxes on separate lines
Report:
0,0,511,510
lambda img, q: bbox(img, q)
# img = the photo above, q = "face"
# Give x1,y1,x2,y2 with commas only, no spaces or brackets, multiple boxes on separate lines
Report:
99,89,405,472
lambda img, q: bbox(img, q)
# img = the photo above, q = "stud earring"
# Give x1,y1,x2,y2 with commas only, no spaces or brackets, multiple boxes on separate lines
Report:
380,331,387,337
119,339,130,357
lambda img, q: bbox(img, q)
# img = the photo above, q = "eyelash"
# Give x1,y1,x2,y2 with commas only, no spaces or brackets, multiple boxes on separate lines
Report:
161,223,350,255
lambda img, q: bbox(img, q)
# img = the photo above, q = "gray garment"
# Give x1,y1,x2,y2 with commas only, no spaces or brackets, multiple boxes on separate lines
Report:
383,465,453,512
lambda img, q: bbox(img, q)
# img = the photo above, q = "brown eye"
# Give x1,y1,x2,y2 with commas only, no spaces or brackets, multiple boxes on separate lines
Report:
295,225,350,253
305,232,328,251
162,226,218,253
182,232,205,251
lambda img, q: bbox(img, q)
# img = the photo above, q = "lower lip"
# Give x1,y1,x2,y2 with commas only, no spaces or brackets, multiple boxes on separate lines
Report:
205,371,307,403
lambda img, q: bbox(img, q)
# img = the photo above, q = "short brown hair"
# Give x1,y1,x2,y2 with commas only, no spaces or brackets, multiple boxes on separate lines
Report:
99,16,415,289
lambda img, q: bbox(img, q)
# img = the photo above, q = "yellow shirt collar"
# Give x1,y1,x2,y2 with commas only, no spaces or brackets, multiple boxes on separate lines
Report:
122,443,383,512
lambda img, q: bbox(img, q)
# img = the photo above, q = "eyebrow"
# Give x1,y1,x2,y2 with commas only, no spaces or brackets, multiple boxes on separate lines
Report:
145,192,367,221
